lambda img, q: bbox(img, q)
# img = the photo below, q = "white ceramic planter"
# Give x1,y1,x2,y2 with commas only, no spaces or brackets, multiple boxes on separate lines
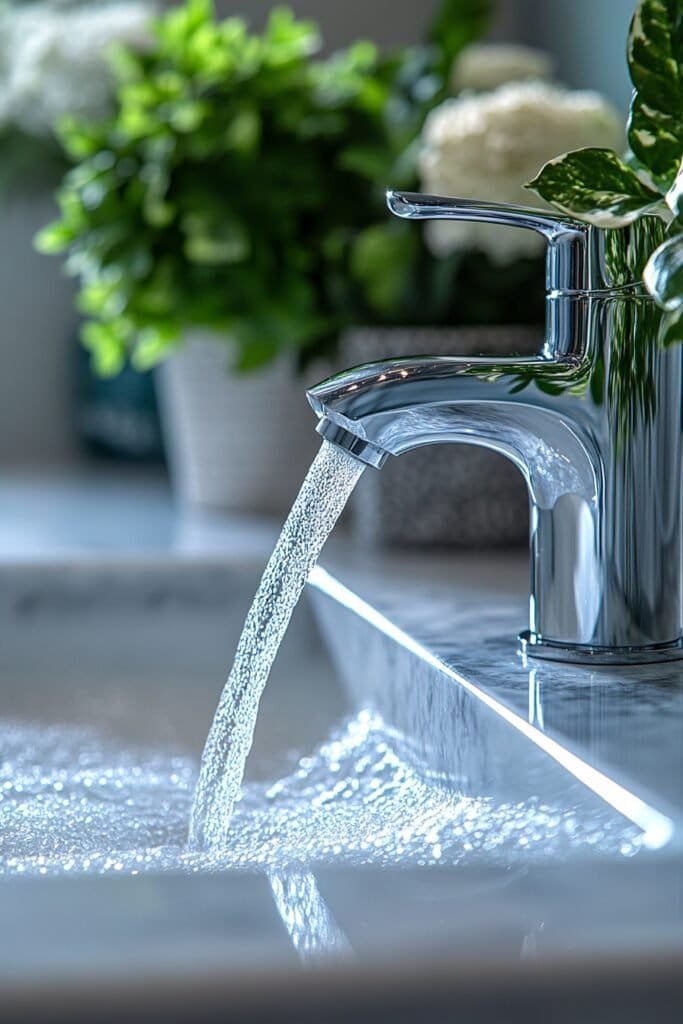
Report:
157,332,318,515
339,326,540,548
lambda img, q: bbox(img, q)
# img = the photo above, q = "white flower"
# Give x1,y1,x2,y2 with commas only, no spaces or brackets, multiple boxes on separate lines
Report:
420,81,622,264
0,1,153,139
451,43,554,93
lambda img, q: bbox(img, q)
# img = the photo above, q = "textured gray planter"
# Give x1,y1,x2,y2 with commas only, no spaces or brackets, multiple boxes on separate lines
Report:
339,326,540,548
157,332,318,515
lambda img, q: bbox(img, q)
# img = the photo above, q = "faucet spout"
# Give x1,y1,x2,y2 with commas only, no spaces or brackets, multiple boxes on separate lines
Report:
307,350,608,656
308,353,597,510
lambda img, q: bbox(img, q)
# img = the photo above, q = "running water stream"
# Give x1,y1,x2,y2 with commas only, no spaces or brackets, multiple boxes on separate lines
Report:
0,440,644,898
188,440,365,851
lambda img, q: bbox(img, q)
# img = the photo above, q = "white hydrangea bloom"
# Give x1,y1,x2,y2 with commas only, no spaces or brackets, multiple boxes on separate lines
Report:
420,81,622,264
0,2,153,138
451,42,554,93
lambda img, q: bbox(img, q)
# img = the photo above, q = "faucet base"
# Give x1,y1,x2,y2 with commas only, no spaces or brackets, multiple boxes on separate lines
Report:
519,631,683,666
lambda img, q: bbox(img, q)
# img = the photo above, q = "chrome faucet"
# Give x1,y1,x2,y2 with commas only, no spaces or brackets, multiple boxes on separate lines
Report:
307,191,681,665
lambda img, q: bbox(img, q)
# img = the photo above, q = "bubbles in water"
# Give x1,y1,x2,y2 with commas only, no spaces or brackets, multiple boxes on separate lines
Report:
0,711,643,880
0,722,193,876
269,870,352,963
189,440,365,852
219,709,644,869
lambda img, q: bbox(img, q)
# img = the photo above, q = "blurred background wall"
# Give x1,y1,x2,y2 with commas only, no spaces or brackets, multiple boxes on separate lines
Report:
214,0,634,110
511,0,634,112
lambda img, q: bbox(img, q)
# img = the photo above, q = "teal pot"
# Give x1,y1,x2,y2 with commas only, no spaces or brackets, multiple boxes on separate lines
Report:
339,326,539,548
157,331,318,515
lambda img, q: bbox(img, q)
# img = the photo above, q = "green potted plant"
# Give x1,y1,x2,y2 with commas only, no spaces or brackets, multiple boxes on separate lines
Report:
0,0,152,463
37,0,402,512
35,0,509,513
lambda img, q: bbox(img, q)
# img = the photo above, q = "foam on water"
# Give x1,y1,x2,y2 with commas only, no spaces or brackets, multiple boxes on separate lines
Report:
188,440,365,852
0,711,642,879
0,721,193,876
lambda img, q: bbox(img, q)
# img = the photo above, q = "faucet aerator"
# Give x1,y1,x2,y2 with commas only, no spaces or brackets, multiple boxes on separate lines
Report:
314,416,389,470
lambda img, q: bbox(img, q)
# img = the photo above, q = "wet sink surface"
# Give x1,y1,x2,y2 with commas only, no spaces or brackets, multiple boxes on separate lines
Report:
0,562,348,989
0,478,683,1020
0,562,344,775
0,562,680,982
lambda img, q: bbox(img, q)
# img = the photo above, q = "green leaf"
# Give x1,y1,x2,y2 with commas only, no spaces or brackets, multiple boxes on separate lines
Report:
628,0,683,117
337,144,393,180
263,6,321,64
644,228,683,310
428,0,492,77
627,0,683,188
666,158,683,216
131,324,180,369
224,109,261,153
526,148,664,226
107,42,145,85
628,94,683,189
351,223,416,316
33,0,402,377
181,212,250,264
156,0,214,53
34,221,74,254
589,353,605,405
233,332,280,372
661,304,683,344
168,100,207,133
81,321,128,377
77,276,127,318
56,116,104,160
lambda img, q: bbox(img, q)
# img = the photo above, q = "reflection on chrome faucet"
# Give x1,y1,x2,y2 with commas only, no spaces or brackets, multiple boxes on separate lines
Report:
527,667,544,733
308,191,681,665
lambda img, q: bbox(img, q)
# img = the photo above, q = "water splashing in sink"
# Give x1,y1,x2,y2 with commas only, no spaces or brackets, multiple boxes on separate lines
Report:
0,439,646,893
0,711,642,877
188,440,365,852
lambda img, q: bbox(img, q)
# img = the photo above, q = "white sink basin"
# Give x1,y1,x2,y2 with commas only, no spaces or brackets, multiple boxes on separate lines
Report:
0,510,681,1020
0,561,342,772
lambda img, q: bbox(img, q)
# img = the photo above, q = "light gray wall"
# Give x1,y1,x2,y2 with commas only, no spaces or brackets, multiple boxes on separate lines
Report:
213,0,522,48
509,0,635,113
214,0,441,48
214,1,634,108
0,195,80,465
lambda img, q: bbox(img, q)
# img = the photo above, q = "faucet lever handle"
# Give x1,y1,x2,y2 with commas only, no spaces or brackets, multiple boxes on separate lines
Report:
387,190,591,294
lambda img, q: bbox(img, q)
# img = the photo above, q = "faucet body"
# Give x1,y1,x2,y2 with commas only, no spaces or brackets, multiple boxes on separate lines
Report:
308,192,680,664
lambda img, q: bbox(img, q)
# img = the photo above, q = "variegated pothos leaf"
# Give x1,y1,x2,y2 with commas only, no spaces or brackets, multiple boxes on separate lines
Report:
627,0,683,188
644,225,683,309
665,157,683,216
526,148,664,227
661,304,683,343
